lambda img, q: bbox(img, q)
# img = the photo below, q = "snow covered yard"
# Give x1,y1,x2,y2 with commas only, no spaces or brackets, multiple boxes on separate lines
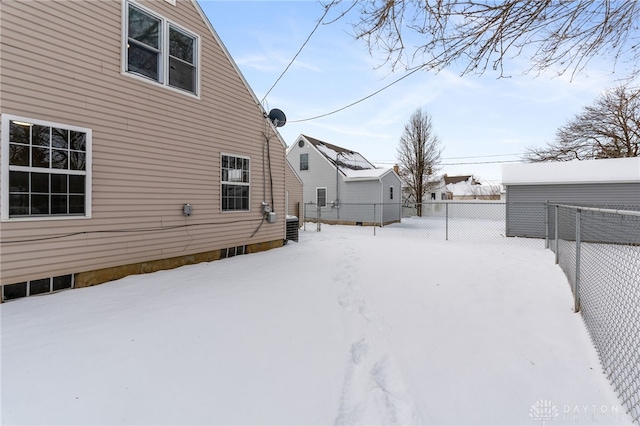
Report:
1,223,633,425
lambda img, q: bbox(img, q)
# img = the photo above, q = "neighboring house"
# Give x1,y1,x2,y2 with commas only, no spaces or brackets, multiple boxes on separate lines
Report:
502,157,640,238
0,0,302,302
429,175,502,201
286,135,402,225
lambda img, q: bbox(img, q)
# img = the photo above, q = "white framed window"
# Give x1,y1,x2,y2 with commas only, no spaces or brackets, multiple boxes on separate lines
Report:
124,1,200,96
300,153,308,171
1,115,92,221
221,154,250,211
316,187,327,207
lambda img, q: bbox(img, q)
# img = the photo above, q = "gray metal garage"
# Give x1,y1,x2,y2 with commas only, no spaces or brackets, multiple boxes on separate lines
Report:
502,157,640,238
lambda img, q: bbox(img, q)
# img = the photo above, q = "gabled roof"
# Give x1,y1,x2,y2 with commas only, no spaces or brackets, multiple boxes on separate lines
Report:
301,135,379,177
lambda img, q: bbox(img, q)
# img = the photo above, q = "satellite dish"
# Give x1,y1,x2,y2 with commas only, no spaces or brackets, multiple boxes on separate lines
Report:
268,109,287,127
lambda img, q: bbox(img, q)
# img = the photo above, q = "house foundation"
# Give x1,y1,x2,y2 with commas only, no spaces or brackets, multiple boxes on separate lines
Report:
1,239,284,302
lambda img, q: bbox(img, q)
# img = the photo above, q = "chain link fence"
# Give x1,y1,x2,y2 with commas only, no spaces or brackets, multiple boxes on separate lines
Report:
304,201,545,247
547,204,640,424
303,202,395,228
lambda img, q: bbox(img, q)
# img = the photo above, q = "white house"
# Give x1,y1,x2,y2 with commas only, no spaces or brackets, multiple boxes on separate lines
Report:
286,134,402,225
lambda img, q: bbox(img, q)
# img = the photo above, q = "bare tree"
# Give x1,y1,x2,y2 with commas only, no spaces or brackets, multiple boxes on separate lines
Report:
523,85,640,162
397,108,443,216
335,1,640,78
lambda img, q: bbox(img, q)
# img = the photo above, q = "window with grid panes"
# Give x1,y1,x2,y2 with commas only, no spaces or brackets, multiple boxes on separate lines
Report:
3,116,90,219
126,2,198,95
221,154,250,211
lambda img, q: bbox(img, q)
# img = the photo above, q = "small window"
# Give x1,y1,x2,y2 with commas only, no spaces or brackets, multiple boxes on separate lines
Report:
300,153,308,171
125,2,199,95
221,154,250,211
431,193,436,200
127,5,161,81
316,187,327,207
2,274,73,301
390,186,394,200
169,25,196,93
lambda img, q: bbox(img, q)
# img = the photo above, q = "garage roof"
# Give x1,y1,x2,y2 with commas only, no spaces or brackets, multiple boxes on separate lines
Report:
502,157,640,185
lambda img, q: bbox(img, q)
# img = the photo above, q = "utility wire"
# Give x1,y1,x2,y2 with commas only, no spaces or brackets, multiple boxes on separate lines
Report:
0,219,265,245
289,66,423,122
261,1,336,103
442,153,524,160
373,152,525,164
259,0,423,123
373,159,523,166
439,159,523,166
372,153,526,166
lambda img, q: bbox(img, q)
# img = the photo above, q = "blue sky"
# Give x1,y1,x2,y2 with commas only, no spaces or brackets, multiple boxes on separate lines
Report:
200,1,632,183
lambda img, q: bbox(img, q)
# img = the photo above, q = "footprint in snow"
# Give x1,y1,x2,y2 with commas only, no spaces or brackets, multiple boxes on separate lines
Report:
335,340,424,425
350,338,369,365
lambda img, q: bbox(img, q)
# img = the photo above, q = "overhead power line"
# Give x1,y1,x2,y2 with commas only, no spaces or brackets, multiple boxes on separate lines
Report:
439,159,523,165
261,1,336,103
372,153,526,165
442,153,523,160
374,159,522,166
258,1,425,123
289,67,423,123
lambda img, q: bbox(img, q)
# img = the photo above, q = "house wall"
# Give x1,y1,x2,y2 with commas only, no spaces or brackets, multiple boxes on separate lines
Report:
284,160,303,218
505,183,640,238
0,0,287,287
342,180,380,203
338,180,380,223
380,172,402,224
287,137,338,208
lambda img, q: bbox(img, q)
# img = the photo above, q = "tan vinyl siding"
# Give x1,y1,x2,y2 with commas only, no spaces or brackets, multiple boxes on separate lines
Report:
285,161,303,217
0,0,287,285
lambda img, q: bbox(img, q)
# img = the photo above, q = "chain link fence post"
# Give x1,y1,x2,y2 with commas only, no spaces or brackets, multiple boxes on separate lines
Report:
445,202,449,241
574,208,581,313
373,204,377,236
554,204,559,265
544,201,549,249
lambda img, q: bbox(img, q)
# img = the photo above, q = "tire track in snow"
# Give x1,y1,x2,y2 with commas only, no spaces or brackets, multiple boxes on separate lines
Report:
333,241,424,425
